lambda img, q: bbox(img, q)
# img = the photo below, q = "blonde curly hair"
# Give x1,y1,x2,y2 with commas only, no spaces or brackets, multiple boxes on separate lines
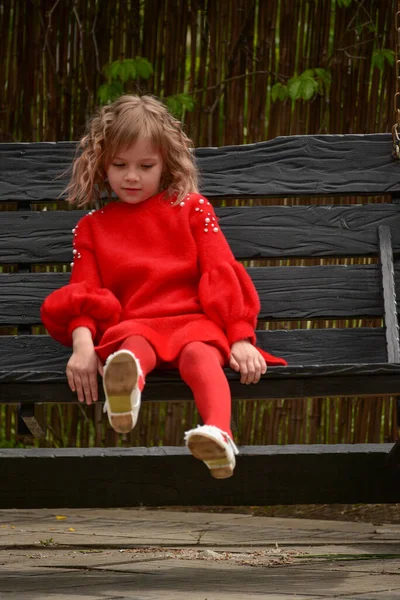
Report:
65,95,199,206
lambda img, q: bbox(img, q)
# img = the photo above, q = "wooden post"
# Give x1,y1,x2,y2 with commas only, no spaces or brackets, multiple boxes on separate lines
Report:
378,226,400,363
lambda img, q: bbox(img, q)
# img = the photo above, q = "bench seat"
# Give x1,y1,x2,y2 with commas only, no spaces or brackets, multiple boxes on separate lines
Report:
1,134,400,507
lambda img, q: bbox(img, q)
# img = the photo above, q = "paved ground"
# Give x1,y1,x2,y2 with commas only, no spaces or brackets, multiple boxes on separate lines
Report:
1,508,400,599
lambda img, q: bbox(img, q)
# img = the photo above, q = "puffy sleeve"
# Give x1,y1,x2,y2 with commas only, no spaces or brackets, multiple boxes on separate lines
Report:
190,195,287,365
40,213,121,346
190,195,260,346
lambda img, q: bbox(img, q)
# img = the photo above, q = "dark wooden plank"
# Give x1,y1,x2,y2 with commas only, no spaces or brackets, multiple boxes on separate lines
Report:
0,264,388,324
0,272,69,324
3,364,400,403
3,205,400,263
0,444,399,507
0,211,86,264
252,264,385,320
3,330,400,400
0,329,388,378
1,135,399,201
379,226,400,363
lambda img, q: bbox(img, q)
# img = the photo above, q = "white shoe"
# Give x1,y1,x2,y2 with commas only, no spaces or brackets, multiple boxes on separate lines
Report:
184,425,239,479
103,350,143,434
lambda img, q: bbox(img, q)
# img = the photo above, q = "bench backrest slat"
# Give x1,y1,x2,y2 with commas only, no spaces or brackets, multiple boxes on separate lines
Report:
0,264,391,325
2,204,400,263
1,134,399,199
0,329,388,374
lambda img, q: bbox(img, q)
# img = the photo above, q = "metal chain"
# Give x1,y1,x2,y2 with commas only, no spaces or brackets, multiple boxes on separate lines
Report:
392,1,400,159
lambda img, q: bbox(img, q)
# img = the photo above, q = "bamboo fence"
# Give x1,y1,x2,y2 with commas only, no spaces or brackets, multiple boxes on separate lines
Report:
0,0,397,144
0,0,398,448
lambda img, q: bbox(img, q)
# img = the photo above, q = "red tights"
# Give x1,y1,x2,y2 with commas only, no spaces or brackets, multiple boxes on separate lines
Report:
118,335,232,437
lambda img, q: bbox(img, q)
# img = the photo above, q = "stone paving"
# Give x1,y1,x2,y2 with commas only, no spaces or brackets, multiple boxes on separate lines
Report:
1,508,400,599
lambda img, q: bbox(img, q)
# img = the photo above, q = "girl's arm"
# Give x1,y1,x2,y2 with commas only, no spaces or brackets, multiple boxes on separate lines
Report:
189,194,286,382
189,194,260,345
40,214,121,347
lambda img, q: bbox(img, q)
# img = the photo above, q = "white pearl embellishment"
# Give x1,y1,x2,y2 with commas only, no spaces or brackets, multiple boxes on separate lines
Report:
204,228,208,232
205,217,210,223
73,249,77,255
199,198,204,204
213,227,219,233
180,201,185,206
195,207,199,211
72,228,76,233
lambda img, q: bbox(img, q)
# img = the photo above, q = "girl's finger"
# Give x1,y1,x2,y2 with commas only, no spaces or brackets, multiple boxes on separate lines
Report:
97,358,104,377
66,367,76,393
245,358,256,384
89,371,98,402
74,375,85,404
239,360,248,384
261,359,267,375
229,354,240,371
81,373,93,405
254,356,266,383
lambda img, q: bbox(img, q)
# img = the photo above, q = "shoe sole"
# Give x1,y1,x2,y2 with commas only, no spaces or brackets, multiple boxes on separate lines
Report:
187,433,234,479
104,352,138,434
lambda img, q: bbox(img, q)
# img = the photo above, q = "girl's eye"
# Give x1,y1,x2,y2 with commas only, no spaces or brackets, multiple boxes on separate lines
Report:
112,163,125,168
142,164,154,169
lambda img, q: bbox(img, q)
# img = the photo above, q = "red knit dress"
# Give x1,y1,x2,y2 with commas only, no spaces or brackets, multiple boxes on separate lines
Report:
41,192,287,367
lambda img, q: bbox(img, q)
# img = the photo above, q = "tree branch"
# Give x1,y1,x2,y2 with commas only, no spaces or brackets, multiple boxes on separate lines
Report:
72,3,89,93
91,0,102,76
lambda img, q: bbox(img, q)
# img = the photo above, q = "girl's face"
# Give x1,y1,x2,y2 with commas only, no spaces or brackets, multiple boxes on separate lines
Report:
106,138,164,205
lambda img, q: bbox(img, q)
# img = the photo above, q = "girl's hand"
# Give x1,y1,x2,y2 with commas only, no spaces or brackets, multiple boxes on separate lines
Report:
229,340,267,384
67,327,103,405
66,347,103,405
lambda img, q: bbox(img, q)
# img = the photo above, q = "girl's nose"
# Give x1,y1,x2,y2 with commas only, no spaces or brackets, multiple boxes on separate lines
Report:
125,169,139,182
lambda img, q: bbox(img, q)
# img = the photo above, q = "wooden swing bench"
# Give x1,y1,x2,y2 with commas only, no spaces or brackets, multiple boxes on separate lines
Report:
1,133,400,508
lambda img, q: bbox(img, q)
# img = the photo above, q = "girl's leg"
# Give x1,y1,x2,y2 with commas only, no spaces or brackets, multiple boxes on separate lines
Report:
177,341,232,438
178,341,237,478
103,335,157,433
118,335,158,385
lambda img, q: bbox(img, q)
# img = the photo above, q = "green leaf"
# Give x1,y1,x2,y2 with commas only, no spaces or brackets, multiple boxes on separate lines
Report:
372,50,385,71
301,77,317,101
107,59,136,83
166,96,180,117
272,83,288,102
134,57,154,79
97,82,124,105
287,77,302,100
176,92,195,111
109,60,126,81
337,0,352,7
372,49,395,71
165,93,195,117
382,49,395,66
102,62,113,80
97,83,112,104
315,68,331,86
123,59,137,80
271,83,280,102
301,69,315,79
278,85,288,101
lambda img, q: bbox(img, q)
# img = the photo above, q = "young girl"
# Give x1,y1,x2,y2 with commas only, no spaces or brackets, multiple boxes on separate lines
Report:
41,95,287,479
